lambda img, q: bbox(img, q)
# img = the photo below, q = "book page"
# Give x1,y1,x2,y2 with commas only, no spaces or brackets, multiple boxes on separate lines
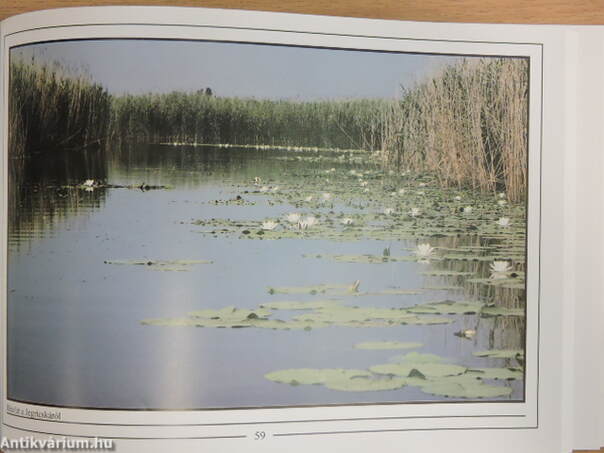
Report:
0,6,571,452
560,27,604,452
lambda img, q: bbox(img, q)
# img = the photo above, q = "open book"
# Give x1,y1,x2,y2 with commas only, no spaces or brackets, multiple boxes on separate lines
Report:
0,6,601,453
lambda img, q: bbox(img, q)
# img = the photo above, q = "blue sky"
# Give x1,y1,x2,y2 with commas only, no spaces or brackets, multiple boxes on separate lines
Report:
12,39,463,100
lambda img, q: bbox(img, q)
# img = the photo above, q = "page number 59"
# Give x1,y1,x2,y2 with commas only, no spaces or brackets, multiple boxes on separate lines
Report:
254,431,267,440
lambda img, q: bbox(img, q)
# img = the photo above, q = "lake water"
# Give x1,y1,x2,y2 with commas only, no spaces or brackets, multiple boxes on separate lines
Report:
7,144,525,409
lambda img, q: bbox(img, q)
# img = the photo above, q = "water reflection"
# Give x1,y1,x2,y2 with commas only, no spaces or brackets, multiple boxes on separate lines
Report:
8,144,526,408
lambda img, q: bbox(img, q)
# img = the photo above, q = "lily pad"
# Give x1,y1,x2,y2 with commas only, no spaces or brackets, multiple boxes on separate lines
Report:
104,259,212,271
473,349,525,359
467,277,525,290
466,367,524,380
408,300,484,315
420,270,475,277
188,306,272,320
351,289,423,297
267,283,357,295
370,363,466,378
420,375,513,399
303,253,414,264
265,368,371,386
259,300,340,310
389,352,446,364
325,376,408,392
481,306,525,317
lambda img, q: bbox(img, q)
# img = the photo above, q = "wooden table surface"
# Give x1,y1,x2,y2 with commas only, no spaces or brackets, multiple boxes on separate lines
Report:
0,1,602,452
1,0,604,23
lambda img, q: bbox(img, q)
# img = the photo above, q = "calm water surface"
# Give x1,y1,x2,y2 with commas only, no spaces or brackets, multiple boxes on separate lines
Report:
8,144,524,409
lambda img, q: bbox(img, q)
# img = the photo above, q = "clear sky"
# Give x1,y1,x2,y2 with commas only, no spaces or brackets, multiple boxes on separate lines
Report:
11,39,465,100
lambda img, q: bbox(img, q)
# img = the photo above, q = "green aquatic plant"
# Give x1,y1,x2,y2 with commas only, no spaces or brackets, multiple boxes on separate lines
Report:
407,300,484,315
473,349,525,359
104,259,213,271
419,375,513,399
265,350,517,399
265,368,371,386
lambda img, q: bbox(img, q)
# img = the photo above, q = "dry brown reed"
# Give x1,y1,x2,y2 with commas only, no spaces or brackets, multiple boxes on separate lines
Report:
380,58,528,202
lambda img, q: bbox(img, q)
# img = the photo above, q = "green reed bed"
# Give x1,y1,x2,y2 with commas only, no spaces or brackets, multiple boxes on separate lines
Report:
109,92,391,150
9,60,111,157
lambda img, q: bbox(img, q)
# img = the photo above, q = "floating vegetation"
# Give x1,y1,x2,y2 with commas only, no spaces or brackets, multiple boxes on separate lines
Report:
325,375,408,392
466,277,525,290
388,352,446,364
104,259,212,271
481,306,525,317
466,367,523,380
420,375,513,399
267,282,357,296
420,270,476,277
302,253,415,264
259,300,341,310
205,197,256,206
351,289,423,297
408,300,484,315
142,298,455,330
354,341,423,350
473,349,525,359
370,362,467,378
266,350,516,399
265,368,372,386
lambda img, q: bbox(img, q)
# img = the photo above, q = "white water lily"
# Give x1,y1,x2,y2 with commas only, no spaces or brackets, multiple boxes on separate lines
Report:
363,188,370,193
409,207,421,217
414,243,435,262
322,193,332,201
461,329,476,338
417,191,425,195
463,206,473,213
286,213,301,223
419,182,427,187
304,216,318,227
262,221,278,231
83,179,95,187
454,195,462,201
260,186,270,193
254,177,262,185
271,186,280,193
490,260,512,279
304,195,313,202
390,191,397,196
383,208,394,215
349,170,358,176
498,192,506,199
341,218,354,226
497,199,507,206
360,181,368,187
398,188,406,194
298,216,318,229
496,217,511,227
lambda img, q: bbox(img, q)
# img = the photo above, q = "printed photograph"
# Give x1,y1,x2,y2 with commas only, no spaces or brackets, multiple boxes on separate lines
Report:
7,39,528,409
